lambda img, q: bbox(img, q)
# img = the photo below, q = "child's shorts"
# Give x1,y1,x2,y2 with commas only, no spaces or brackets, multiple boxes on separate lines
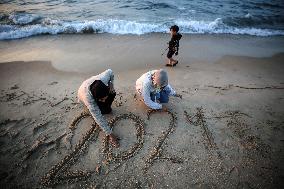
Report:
167,50,175,59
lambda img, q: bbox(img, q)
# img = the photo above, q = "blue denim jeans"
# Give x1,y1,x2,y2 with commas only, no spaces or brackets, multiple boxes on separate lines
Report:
150,87,171,103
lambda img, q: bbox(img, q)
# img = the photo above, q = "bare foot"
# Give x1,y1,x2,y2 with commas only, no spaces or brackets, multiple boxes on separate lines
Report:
173,61,178,66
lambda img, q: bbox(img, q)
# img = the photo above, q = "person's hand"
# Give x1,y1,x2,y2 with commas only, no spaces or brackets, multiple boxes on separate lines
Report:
109,133,120,148
162,106,168,112
175,93,182,99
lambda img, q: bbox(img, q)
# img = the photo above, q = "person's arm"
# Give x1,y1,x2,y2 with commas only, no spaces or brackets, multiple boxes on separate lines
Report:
85,97,112,135
109,81,115,94
108,73,115,94
168,39,175,50
108,69,114,84
166,84,176,96
166,84,182,98
141,83,162,110
107,69,115,93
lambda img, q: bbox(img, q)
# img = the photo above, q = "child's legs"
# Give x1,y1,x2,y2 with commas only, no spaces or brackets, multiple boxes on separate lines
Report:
168,57,176,63
167,50,174,59
167,50,176,64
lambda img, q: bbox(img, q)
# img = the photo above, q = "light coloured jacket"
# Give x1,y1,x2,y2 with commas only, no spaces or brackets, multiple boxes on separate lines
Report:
77,69,114,135
136,70,176,109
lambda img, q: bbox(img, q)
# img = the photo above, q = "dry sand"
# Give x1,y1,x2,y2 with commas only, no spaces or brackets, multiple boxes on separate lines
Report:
0,34,284,189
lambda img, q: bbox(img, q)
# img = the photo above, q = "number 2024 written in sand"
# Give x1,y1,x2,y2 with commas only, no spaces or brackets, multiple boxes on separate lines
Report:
41,109,207,187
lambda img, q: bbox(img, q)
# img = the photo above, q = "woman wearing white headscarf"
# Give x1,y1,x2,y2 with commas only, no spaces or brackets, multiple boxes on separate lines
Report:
136,69,181,109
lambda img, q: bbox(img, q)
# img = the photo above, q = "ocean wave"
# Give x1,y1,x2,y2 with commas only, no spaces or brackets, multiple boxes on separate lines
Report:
176,18,284,36
176,18,223,33
0,18,284,40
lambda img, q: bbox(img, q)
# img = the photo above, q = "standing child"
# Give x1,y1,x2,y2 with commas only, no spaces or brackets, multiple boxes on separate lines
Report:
166,25,182,67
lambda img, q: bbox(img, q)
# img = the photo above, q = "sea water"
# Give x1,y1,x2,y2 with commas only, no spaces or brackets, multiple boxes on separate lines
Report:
0,0,283,40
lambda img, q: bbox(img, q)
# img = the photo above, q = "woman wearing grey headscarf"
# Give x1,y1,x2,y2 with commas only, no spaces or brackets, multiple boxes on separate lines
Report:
136,69,181,109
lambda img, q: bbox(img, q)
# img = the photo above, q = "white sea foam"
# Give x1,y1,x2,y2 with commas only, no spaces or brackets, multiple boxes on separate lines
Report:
175,18,223,33
175,18,284,36
0,18,283,40
79,19,167,34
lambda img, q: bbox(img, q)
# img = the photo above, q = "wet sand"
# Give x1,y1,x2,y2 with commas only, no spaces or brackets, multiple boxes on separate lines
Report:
0,34,284,188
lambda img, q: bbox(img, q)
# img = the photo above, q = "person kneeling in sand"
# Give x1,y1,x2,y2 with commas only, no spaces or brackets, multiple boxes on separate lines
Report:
78,69,119,147
136,69,181,110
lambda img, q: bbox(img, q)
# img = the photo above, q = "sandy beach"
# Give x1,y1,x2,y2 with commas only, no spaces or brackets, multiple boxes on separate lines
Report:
0,34,284,188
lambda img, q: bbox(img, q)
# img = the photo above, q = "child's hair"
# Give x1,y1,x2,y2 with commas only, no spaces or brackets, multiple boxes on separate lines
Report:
170,25,179,32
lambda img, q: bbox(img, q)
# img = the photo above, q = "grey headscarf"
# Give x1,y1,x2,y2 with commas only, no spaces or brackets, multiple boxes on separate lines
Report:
153,69,168,88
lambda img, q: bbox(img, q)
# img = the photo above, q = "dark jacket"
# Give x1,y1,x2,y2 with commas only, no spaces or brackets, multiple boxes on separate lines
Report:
168,33,182,52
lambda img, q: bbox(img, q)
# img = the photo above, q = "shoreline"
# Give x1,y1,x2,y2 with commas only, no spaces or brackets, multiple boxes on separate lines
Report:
1,33,284,74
